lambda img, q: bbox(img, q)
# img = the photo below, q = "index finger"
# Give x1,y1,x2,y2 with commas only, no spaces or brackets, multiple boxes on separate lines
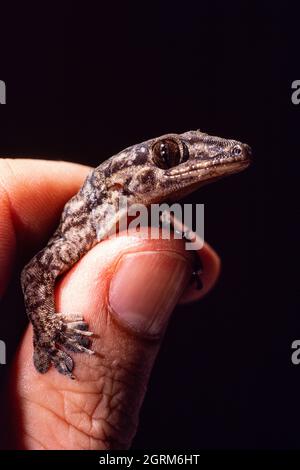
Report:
0,159,91,297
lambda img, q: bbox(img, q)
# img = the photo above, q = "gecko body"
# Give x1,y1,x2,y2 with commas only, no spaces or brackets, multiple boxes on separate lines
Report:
21,130,251,378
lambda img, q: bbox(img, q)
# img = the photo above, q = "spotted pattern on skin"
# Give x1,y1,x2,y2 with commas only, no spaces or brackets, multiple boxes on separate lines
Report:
21,130,251,378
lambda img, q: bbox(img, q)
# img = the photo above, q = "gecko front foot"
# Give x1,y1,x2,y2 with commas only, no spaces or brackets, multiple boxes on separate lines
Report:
33,313,94,378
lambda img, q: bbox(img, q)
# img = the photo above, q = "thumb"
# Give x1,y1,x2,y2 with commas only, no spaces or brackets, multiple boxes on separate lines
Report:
8,230,219,450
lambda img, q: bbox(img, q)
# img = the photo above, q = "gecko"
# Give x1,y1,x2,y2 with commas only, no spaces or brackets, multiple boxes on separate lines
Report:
21,130,252,379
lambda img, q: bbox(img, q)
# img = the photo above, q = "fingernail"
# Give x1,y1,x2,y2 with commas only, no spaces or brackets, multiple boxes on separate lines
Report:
109,251,192,336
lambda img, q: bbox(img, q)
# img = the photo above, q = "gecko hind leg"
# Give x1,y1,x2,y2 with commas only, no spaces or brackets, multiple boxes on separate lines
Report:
33,344,51,374
51,348,74,377
33,341,74,378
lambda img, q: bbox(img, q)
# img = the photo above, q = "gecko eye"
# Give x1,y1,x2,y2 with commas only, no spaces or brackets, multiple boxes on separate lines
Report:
232,145,242,157
152,139,182,169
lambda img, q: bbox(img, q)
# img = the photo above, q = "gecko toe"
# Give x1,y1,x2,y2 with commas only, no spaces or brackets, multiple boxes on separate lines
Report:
32,314,93,378
66,321,93,335
67,321,90,331
63,332,92,352
52,312,94,354
55,312,84,322
51,349,74,376
72,328,93,336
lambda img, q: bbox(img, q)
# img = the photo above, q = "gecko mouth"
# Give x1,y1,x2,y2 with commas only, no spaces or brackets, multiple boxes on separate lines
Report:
166,156,251,179
160,158,251,202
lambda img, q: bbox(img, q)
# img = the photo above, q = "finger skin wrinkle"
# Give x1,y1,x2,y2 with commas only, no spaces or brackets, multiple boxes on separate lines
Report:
60,361,140,449
19,395,107,450
18,396,70,450
18,358,143,449
23,432,48,450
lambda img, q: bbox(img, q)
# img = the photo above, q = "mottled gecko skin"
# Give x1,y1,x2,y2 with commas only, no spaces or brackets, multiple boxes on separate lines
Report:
21,130,251,379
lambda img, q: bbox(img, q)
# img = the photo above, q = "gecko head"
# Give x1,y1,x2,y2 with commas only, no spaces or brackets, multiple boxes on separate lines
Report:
132,130,251,202
105,130,252,203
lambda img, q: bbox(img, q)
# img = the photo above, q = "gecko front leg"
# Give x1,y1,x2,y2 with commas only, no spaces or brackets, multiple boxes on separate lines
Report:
21,222,97,378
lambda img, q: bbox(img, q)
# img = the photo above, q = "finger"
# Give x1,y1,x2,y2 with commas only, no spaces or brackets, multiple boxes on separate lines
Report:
179,241,221,304
8,230,220,449
0,159,91,297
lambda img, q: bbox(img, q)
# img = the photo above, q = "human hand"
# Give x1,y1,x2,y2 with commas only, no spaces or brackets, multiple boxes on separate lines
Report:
0,159,220,449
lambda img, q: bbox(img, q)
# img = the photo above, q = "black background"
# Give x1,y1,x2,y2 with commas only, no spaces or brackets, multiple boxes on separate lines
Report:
0,0,299,449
